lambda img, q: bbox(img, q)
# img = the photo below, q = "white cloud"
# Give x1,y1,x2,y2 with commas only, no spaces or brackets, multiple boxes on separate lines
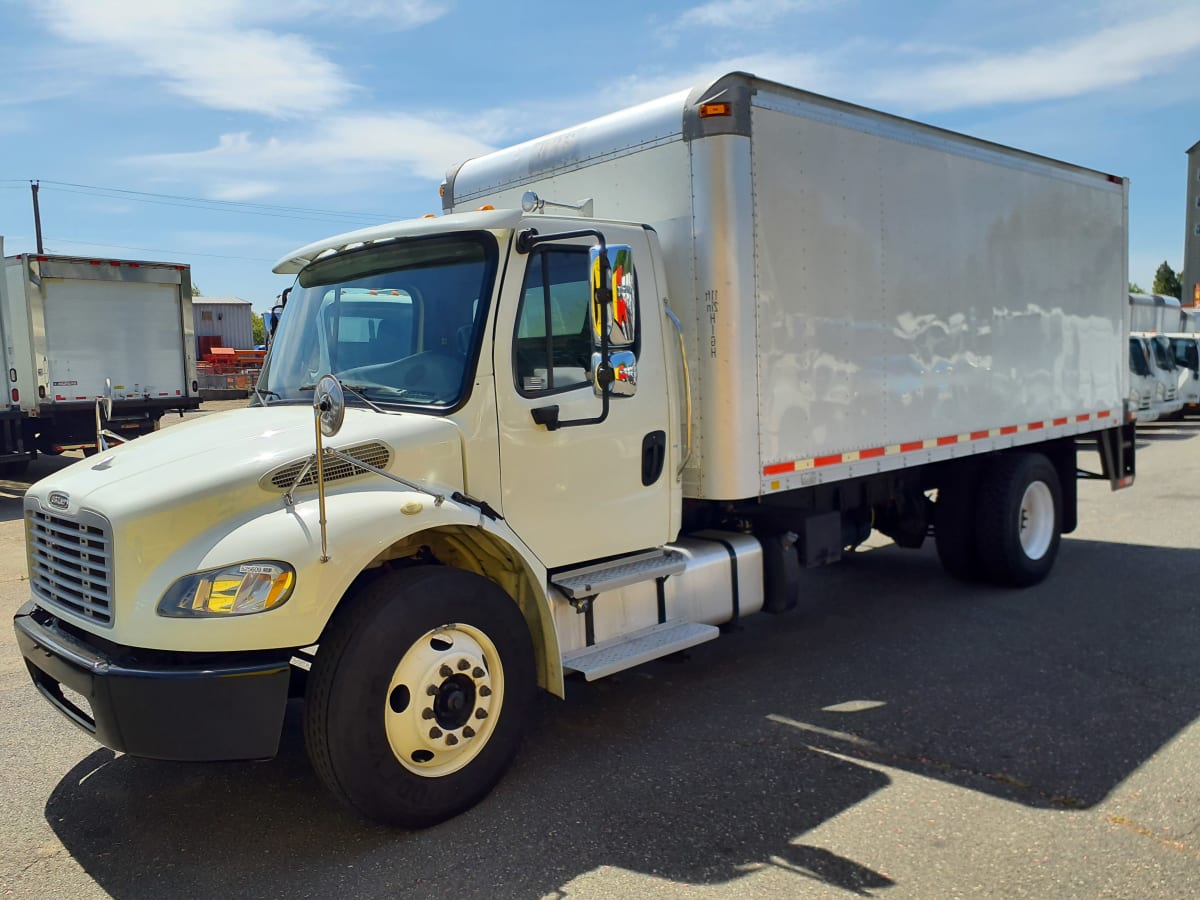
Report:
131,112,497,188
207,181,281,202
30,0,450,116
675,0,832,29
867,6,1200,111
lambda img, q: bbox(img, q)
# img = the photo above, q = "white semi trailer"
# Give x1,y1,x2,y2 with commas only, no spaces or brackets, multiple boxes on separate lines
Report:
14,74,1134,828
0,248,201,455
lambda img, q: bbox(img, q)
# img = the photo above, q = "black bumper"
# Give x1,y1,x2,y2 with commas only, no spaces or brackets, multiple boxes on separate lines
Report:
14,601,292,761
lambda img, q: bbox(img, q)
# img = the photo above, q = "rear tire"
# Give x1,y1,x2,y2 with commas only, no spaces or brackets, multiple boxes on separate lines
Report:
304,566,536,828
975,453,1062,587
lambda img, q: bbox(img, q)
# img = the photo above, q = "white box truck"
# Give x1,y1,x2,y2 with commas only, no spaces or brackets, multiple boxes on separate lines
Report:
0,248,201,454
14,73,1134,828
1129,293,1184,419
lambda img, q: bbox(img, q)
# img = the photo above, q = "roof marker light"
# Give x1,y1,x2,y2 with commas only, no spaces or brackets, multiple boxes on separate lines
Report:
699,102,732,118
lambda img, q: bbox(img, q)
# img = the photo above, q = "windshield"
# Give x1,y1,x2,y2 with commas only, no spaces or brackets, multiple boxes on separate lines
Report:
1129,338,1151,377
1150,335,1176,371
258,233,497,409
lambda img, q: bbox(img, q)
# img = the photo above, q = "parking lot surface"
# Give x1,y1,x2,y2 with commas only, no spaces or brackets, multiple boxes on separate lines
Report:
1,407,1198,898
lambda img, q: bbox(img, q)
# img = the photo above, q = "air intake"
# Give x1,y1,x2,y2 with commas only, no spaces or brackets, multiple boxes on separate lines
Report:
263,441,392,491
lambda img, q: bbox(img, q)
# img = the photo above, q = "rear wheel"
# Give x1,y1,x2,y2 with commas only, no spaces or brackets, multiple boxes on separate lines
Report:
975,453,1062,587
304,566,536,828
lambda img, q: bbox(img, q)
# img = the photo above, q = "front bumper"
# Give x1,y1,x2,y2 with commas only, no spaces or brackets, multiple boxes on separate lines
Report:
14,601,292,761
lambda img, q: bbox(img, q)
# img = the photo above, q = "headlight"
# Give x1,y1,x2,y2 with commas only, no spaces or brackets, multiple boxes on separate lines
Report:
1156,383,1166,400
157,561,295,618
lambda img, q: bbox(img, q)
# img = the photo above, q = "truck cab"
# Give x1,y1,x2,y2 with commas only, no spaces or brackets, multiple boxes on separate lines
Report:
1168,332,1200,415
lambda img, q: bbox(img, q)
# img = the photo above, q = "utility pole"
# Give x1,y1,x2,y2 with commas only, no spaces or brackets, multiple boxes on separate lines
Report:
30,181,44,254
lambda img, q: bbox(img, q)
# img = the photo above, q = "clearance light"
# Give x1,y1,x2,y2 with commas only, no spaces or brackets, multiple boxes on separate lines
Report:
699,102,732,118
477,204,494,211
157,561,295,618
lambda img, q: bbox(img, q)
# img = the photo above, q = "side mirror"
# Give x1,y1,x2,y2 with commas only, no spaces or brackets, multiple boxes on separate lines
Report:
591,349,637,397
590,245,636,350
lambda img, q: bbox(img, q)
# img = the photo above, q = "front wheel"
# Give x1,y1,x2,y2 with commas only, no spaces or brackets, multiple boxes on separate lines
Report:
304,566,536,827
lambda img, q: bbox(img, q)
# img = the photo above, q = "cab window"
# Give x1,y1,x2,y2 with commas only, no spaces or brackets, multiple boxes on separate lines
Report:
513,248,592,395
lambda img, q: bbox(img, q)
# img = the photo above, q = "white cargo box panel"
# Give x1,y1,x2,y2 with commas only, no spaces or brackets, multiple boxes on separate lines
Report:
22,256,194,405
446,73,1128,500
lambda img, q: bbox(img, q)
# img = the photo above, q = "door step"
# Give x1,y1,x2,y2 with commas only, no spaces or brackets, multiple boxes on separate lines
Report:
562,620,719,681
550,548,686,601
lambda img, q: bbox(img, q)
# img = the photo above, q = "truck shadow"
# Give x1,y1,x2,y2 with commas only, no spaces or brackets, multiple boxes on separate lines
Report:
44,537,1200,898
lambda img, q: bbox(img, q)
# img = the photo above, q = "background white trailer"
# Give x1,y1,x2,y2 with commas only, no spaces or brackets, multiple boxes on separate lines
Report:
1,251,201,452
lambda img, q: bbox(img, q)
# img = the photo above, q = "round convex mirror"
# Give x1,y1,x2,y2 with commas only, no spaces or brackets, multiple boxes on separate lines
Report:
313,374,345,437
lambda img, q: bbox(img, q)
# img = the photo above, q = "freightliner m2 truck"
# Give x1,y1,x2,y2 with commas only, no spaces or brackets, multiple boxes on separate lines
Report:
14,74,1134,827
0,246,201,455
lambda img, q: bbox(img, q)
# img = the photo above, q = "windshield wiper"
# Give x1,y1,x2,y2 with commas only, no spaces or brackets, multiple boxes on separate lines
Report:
251,387,282,406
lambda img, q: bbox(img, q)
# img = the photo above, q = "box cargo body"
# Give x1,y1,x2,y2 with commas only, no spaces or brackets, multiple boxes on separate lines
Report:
445,73,1129,500
1,252,201,450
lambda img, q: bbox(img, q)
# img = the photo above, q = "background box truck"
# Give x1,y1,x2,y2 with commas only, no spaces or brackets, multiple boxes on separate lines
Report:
1,249,201,453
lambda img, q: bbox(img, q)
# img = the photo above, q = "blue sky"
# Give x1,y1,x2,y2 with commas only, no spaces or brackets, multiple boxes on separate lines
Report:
1,0,1197,309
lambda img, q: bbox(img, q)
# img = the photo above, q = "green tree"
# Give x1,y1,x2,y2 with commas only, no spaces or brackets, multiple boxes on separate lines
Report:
191,283,201,297
252,312,265,346
1130,281,1145,294
1152,261,1181,299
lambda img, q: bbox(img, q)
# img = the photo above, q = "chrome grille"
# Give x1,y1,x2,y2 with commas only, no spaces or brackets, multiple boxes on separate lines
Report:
28,509,114,626
264,441,392,491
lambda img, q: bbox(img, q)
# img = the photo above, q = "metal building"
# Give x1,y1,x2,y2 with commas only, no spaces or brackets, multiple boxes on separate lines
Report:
192,297,255,351
1185,141,1200,308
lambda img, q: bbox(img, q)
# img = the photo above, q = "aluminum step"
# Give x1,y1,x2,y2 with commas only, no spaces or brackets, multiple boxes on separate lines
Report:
550,549,686,600
562,620,719,681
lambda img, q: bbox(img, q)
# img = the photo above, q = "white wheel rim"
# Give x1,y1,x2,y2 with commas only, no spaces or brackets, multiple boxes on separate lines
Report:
384,623,504,778
1018,481,1054,560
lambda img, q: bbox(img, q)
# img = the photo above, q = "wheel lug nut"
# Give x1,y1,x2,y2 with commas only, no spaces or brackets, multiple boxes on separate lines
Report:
457,659,470,671
472,667,484,678
475,708,487,720
463,726,475,738
479,685,492,697
439,664,453,678
445,734,459,746
426,685,438,696
421,709,435,720
429,727,443,739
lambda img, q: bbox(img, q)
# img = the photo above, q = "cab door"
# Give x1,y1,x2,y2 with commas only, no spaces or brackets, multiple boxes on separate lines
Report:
494,226,672,569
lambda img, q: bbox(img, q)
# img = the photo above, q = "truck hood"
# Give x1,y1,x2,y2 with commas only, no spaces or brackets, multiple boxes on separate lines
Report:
27,405,465,522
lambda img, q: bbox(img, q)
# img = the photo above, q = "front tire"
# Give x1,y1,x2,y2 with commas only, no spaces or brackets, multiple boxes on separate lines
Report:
304,566,536,828
975,453,1062,588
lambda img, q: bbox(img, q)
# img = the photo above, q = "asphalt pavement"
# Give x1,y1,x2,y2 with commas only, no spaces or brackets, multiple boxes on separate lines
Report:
1,408,1197,898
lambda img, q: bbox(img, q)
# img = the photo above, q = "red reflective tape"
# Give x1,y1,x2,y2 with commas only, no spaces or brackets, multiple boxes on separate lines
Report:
763,462,795,476
1000,426,1018,435
859,446,886,459
1052,417,1068,426
129,262,140,267
158,392,169,396
936,435,958,446
74,396,86,400
969,430,990,440
1075,414,1090,422
899,441,923,452
54,395,65,401
109,261,120,267
1028,421,1044,430
1098,410,1111,418
89,260,100,265
814,454,843,467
